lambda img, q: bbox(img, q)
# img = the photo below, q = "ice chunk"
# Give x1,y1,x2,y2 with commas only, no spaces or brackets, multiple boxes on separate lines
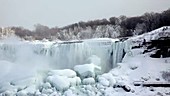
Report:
35,90,41,96
23,85,36,95
48,69,76,78
98,77,110,87
75,77,81,85
74,63,101,78
16,90,27,96
42,88,53,95
1,90,15,96
100,73,116,86
82,78,95,85
63,89,76,96
68,77,81,86
49,92,59,96
46,75,70,91
42,82,51,89
0,82,17,93
10,77,37,89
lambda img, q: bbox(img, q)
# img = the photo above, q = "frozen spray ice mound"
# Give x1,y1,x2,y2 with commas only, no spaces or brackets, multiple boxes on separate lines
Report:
74,63,101,79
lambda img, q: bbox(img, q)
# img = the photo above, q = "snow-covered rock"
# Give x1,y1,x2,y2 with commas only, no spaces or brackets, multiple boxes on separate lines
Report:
63,89,76,96
16,90,27,96
10,77,37,89
15,85,36,96
82,78,95,85
0,90,16,96
35,90,41,96
23,85,36,95
74,63,101,79
46,68,82,91
46,75,70,91
48,69,76,78
41,88,53,95
0,82,17,93
75,77,81,85
49,92,59,96
98,77,110,87
98,73,116,87
68,77,81,86
42,82,52,89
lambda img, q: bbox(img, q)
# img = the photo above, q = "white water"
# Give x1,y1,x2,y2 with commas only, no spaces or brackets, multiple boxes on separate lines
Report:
0,38,131,83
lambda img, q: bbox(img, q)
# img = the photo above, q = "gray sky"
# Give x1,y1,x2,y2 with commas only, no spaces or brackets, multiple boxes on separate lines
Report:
0,0,170,29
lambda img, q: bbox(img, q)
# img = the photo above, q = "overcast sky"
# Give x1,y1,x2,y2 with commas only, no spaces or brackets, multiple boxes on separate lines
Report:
0,0,170,29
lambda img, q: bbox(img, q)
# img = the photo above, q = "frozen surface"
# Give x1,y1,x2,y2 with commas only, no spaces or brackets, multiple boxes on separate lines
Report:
74,63,101,79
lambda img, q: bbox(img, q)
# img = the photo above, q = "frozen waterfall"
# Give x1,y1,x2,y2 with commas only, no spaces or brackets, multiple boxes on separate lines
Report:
0,38,131,73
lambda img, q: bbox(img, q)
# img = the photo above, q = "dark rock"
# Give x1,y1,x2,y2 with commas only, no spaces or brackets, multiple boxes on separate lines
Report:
157,92,163,96
161,71,170,82
130,66,138,70
122,85,131,92
113,84,131,92
141,76,150,81
149,87,155,91
131,89,135,93
165,92,170,95
113,84,122,88
150,50,161,58
156,78,160,81
132,45,142,49
143,50,151,54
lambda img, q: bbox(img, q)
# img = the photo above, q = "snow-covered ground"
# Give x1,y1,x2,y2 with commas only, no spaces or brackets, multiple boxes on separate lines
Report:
129,26,170,46
0,27,170,96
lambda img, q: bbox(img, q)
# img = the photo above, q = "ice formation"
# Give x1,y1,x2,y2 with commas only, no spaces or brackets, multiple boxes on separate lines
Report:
0,27,170,96
0,38,132,94
0,38,130,73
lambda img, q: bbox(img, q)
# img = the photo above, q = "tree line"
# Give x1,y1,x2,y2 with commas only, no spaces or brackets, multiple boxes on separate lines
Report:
7,8,170,40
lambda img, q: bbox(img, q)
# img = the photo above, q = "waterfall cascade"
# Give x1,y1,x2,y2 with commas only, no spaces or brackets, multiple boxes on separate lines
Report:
0,38,131,72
